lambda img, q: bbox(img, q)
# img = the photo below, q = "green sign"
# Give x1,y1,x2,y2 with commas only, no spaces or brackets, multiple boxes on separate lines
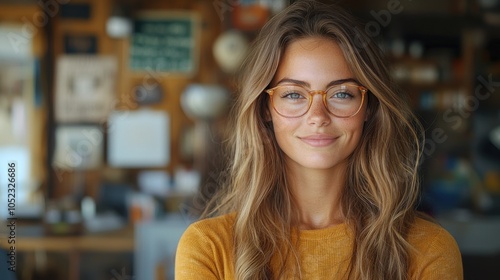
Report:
129,13,198,74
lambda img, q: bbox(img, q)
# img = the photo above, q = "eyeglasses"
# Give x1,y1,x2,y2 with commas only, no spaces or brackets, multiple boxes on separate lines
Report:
266,83,367,118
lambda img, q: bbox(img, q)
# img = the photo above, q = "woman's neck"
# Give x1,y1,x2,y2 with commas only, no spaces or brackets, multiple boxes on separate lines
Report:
287,163,347,230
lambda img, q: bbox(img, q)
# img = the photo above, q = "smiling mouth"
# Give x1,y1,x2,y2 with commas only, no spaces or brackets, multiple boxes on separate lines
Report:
299,135,338,147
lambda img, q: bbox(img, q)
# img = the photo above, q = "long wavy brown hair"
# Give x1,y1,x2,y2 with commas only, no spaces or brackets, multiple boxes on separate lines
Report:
201,1,425,279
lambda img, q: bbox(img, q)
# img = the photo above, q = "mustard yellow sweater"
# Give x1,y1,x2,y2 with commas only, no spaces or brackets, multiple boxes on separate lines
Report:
175,213,463,279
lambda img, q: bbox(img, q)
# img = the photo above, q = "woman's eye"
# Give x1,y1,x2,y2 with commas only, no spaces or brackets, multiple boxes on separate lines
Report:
283,92,304,99
333,92,352,99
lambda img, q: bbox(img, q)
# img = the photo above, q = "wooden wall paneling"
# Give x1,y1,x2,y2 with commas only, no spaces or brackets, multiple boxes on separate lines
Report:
119,0,225,175
192,0,224,84
50,0,112,198
52,0,114,55
50,0,224,197
118,32,190,177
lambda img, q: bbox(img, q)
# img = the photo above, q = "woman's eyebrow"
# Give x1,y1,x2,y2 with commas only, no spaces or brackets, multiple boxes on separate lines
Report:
275,77,360,87
326,78,360,87
275,78,310,87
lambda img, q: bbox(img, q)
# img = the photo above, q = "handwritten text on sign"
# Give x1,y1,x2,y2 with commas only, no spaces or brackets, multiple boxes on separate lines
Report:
129,13,197,74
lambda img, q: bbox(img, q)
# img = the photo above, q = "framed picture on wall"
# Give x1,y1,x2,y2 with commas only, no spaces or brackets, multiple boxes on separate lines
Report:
52,125,104,170
55,55,117,123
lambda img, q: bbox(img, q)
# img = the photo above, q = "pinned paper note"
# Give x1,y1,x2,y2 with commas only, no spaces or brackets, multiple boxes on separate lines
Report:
107,110,170,167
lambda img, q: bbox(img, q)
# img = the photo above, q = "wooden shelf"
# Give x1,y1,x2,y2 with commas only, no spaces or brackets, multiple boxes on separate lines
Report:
0,222,133,280
0,223,134,252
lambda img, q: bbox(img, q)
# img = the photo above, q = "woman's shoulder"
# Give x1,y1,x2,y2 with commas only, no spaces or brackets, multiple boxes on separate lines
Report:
407,216,463,279
408,216,457,247
177,213,236,264
176,213,237,278
183,212,236,240
190,212,236,228
408,217,457,251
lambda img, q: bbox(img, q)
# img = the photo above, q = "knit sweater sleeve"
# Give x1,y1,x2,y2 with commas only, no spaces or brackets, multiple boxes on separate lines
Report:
175,214,235,279
410,219,463,280
175,222,220,279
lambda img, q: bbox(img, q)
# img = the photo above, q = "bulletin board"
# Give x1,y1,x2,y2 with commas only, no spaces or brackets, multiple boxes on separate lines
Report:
129,12,199,75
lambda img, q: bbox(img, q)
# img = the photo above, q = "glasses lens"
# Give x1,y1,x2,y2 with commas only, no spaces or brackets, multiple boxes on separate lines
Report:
272,85,310,117
325,85,363,117
271,84,364,118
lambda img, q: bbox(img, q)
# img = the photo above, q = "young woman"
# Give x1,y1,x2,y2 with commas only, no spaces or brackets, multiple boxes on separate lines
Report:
175,1,463,279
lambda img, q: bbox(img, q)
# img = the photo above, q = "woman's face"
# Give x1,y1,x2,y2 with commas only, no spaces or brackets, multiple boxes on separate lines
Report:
269,37,367,171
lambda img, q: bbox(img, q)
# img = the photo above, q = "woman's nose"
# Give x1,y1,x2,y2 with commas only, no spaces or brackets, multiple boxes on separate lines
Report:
307,94,331,126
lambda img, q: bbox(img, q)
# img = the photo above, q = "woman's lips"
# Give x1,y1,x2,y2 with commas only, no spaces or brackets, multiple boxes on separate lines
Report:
299,135,338,147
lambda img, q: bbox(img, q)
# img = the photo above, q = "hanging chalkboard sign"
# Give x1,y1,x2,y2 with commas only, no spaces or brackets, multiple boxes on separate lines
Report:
129,12,199,75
